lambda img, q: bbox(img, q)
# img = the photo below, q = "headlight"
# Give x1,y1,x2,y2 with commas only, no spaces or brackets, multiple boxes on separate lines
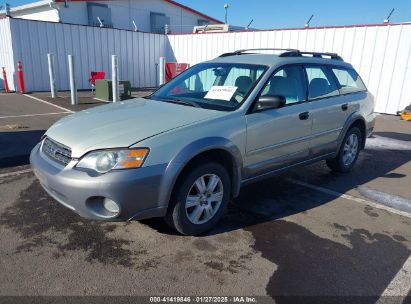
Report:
76,149,149,173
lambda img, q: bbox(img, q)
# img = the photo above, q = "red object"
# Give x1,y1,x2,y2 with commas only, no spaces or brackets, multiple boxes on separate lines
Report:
165,63,189,82
2,67,10,93
17,61,25,93
89,71,105,95
89,71,105,86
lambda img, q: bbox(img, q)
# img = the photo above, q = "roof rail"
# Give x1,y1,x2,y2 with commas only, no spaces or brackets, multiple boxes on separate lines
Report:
280,51,343,61
219,48,299,57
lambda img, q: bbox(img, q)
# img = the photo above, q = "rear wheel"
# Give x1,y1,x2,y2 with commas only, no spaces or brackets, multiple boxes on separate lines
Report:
165,162,231,235
326,127,362,173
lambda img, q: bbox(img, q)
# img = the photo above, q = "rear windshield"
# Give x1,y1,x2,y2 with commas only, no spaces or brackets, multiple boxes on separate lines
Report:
331,68,367,94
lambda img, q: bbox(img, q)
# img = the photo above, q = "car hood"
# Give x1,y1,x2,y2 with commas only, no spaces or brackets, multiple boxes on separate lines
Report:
45,98,224,157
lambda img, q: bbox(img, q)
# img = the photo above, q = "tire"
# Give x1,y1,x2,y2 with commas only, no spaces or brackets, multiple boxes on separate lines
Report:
326,127,362,173
165,162,231,235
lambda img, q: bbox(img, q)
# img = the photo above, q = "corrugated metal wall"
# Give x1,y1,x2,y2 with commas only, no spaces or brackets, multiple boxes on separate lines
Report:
7,18,167,92
168,24,411,114
0,18,16,91
2,18,411,114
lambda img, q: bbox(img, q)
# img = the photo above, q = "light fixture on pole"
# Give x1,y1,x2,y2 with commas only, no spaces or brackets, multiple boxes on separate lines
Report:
224,3,229,24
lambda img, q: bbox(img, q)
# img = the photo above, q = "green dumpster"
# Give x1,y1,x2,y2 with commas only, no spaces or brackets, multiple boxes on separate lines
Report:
95,80,132,101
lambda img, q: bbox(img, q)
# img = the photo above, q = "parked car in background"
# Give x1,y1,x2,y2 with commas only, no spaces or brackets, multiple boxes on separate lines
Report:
30,49,376,235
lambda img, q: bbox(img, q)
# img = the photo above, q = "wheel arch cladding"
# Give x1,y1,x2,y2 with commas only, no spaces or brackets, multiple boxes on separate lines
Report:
338,113,367,151
350,119,366,149
160,137,243,207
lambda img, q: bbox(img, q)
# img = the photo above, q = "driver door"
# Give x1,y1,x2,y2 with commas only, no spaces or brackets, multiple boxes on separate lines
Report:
244,65,312,178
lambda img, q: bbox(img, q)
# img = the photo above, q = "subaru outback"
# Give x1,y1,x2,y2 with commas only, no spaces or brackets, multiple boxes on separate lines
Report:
30,49,376,235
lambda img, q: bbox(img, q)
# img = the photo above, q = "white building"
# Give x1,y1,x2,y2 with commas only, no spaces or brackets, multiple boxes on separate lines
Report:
1,0,222,33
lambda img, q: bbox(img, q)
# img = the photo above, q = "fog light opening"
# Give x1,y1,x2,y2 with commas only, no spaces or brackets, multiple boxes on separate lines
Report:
103,198,120,214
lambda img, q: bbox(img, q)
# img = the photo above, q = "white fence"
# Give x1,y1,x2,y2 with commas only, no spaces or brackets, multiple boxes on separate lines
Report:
1,17,167,92
0,18,15,90
169,24,411,115
1,17,411,114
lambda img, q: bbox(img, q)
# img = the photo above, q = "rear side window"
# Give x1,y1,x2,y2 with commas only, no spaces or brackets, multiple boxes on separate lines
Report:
332,68,367,94
305,66,339,99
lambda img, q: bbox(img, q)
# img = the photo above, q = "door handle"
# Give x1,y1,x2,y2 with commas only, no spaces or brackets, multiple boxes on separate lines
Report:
341,103,348,111
299,112,310,120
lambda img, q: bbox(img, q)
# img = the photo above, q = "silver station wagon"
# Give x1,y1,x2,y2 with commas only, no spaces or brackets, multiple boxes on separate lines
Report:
30,49,376,235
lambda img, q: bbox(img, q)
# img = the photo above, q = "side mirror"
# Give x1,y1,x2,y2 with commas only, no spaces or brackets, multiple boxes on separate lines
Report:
254,95,286,112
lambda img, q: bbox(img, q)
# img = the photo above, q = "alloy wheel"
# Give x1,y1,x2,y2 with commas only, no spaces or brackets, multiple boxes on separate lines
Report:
342,133,359,166
185,174,224,225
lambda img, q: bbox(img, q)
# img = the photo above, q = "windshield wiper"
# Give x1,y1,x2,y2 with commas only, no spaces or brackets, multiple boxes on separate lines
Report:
158,98,202,108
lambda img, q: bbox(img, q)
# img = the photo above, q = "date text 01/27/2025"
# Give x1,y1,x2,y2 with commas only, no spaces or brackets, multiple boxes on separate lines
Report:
149,296,257,303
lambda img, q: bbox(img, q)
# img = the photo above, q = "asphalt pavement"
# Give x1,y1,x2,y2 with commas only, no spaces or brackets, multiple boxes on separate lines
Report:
0,92,410,303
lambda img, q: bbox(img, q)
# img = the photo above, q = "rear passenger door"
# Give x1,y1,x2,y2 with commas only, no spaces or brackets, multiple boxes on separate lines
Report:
331,67,367,118
304,65,347,157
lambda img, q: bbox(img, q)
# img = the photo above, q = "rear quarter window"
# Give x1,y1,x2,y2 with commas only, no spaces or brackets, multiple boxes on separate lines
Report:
332,68,367,94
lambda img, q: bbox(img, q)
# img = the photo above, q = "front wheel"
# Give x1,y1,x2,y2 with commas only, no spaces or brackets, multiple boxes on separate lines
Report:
165,162,231,235
326,127,362,173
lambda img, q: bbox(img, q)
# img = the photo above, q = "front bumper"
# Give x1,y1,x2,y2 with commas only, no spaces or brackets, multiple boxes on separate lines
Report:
30,143,168,221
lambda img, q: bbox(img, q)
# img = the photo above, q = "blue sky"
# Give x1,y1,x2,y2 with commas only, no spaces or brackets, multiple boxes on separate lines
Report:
6,0,411,29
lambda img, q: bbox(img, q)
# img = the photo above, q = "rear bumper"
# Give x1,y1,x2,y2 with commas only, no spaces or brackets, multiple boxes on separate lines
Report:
30,143,168,221
366,112,376,138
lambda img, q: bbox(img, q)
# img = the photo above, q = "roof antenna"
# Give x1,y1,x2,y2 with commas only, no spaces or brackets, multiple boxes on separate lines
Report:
304,14,314,28
384,8,395,24
246,19,254,30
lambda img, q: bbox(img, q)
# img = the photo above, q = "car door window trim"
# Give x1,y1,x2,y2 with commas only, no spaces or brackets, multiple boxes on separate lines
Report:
246,64,310,114
304,64,341,101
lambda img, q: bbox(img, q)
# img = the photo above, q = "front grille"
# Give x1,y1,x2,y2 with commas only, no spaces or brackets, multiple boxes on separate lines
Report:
41,137,72,166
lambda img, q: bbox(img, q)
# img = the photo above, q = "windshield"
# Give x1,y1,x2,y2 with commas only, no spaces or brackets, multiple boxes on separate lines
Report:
150,63,268,111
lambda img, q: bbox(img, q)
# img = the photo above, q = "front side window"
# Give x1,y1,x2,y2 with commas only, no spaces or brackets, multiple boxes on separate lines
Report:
332,68,367,94
260,66,306,105
151,63,267,111
305,66,339,99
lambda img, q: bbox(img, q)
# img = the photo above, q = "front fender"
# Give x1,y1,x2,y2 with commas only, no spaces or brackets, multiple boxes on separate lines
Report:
157,137,244,206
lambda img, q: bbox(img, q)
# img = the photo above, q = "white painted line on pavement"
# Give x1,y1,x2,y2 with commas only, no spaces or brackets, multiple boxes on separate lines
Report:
378,254,411,300
287,178,411,219
22,94,74,113
0,112,70,119
0,169,33,179
288,178,411,299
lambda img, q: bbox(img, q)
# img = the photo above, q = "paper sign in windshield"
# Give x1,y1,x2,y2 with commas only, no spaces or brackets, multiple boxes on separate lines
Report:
204,86,238,101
